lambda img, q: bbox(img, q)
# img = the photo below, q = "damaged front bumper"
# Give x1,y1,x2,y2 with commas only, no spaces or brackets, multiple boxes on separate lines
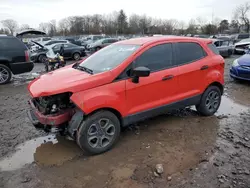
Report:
27,99,75,129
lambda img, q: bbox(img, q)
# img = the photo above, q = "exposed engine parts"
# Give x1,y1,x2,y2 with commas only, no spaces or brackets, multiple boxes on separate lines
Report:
33,92,74,115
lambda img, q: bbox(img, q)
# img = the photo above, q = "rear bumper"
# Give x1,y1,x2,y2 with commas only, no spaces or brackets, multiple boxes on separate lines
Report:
10,62,34,74
27,99,75,127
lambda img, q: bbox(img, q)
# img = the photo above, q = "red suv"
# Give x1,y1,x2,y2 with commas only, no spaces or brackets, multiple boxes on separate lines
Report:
27,37,224,154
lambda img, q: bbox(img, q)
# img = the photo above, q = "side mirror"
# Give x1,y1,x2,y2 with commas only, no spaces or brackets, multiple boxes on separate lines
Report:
131,67,150,83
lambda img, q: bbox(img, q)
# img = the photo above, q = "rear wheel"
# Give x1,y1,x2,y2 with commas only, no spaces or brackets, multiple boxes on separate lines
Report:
0,64,12,84
76,110,121,155
38,54,46,63
73,53,81,61
196,86,221,116
95,46,102,51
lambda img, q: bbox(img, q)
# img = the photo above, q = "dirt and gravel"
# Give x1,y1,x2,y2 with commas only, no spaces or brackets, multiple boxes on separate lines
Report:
0,56,250,188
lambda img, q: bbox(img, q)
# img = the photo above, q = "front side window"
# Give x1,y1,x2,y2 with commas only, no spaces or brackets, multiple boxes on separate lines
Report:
79,44,139,74
52,44,61,52
134,43,173,72
175,42,206,65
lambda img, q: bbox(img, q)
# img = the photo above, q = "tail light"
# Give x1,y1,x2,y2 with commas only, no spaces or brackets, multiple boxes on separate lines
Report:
25,50,30,62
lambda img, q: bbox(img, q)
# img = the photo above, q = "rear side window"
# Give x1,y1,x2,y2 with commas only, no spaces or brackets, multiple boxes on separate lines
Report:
175,42,206,65
238,34,249,39
208,43,220,55
0,38,26,50
134,43,173,72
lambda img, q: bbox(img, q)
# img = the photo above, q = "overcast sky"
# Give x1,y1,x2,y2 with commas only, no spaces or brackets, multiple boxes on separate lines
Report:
0,0,247,28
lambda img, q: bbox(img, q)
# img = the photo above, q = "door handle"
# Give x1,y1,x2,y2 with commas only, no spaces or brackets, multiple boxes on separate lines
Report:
200,65,209,70
162,75,174,81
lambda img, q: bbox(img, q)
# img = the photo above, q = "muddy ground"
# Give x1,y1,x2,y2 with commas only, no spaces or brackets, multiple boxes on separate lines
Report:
0,56,250,188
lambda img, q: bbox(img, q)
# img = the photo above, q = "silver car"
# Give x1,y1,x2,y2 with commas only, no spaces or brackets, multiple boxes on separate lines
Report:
87,38,119,51
213,39,234,58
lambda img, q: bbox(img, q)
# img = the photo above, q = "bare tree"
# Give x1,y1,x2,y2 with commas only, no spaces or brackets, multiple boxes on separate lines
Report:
39,22,49,33
1,19,18,35
234,2,250,32
177,21,186,35
20,24,30,30
58,18,70,35
128,14,140,34
186,19,197,34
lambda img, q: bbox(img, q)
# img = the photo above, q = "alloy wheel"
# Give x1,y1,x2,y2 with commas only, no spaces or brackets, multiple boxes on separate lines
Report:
205,90,220,112
0,67,10,84
87,118,116,149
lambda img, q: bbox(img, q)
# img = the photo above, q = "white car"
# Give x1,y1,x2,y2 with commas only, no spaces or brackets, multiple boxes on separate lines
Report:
234,38,250,54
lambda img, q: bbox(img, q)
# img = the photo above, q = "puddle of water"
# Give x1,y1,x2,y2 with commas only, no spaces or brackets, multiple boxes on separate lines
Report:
216,96,248,116
0,135,82,171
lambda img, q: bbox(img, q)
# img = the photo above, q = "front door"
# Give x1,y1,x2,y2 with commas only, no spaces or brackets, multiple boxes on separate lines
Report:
125,43,180,117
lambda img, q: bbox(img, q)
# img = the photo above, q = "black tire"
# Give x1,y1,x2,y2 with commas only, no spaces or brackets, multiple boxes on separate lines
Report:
0,64,12,84
196,86,222,116
38,54,46,63
73,52,81,61
95,47,101,51
76,110,121,155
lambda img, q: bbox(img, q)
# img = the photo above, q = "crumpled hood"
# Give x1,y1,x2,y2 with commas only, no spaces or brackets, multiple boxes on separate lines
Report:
237,54,250,66
28,65,113,97
235,40,250,46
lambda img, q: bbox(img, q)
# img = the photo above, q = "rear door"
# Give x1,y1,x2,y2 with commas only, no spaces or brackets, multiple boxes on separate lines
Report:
125,43,180,116
173,42,208,99
63,44,75,57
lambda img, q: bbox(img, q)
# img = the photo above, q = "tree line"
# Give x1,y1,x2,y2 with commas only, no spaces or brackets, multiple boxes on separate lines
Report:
1,2,250,36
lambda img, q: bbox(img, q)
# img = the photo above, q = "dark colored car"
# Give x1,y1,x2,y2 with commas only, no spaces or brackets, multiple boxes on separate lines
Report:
0,35,33,84
44,40,69,46
230,54,250,81
51,43,86,61
65,38,82,46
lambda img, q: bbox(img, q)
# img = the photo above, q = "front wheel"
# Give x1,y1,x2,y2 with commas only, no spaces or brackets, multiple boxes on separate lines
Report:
196,86,221,116
76,111,121,155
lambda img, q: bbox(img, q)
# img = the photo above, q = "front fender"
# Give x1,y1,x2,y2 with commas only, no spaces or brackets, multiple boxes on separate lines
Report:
70,81,126,116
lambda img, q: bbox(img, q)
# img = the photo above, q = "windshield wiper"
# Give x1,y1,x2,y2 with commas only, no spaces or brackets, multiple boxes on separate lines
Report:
77,65,93,74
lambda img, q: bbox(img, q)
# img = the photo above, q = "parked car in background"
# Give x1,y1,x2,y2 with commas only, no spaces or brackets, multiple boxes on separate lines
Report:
213,39,234,57
32,37,52,45
51,43,86,60
44,40,69,46
230,51,250,81
27,36,224,154
30,41,49,63
194,35,210,38
87,38,119,51
81,35,107,48
231,33,250,44
234,38,250,54
31,42,86,62
0,35,33,84
65,38,82,46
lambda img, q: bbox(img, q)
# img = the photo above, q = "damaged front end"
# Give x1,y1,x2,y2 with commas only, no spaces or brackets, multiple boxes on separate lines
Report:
27,92,81,135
